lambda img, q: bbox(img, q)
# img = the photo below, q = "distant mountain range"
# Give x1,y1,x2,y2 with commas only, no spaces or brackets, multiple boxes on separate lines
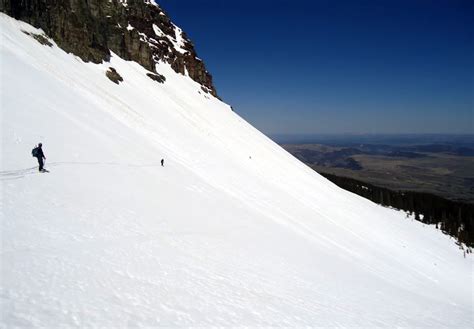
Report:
272,133,474,147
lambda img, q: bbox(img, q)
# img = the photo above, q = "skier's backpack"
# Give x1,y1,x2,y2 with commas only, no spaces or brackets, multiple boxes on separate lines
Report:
32,146,39,157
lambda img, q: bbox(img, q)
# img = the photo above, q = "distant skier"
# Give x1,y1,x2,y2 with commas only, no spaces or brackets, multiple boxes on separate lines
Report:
161,158,164,167
32,143,46,172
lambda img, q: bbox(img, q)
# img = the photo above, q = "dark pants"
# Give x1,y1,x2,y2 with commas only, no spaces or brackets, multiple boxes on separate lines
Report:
37,157,44,171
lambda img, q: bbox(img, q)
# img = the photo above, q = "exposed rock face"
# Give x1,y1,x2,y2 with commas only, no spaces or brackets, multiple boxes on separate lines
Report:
146,72,166,83
22,31,53,47
106,67,123,84
0,0,217,96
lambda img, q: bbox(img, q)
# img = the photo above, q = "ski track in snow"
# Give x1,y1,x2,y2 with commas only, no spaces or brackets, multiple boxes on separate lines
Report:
1,13,473,328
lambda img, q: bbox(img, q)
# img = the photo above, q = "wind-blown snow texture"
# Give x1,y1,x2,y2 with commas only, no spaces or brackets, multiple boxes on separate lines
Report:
0,14,472,327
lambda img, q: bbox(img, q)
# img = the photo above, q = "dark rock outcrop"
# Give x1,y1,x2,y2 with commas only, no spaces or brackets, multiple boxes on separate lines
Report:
147,72,165,83
106,67,123,84
0,0,217,96
22,31,53,47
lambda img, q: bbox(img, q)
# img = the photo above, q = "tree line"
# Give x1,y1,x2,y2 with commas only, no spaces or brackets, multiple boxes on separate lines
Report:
321,173,474,248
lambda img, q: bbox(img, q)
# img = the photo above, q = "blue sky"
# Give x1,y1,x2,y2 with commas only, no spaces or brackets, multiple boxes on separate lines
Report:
159,0,473,135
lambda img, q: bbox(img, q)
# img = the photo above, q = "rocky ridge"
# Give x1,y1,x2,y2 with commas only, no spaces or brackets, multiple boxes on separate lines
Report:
0,0,217,96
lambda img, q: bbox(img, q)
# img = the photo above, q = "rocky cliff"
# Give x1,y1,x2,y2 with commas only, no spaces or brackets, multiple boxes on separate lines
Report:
0,0,217,96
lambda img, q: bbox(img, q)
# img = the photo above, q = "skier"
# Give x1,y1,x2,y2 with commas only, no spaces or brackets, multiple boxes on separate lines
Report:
32,143,46,172
161,158,164,167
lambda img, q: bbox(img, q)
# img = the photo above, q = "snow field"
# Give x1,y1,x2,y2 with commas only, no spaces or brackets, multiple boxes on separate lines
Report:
1,14,472,327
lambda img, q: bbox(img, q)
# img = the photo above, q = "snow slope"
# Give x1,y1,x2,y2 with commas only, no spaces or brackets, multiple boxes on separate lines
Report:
1,14,472,327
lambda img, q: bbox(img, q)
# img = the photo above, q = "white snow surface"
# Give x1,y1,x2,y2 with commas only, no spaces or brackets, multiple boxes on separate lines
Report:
152,23,165,38
0,14,472,328
152,22,188,55
171,24,187,54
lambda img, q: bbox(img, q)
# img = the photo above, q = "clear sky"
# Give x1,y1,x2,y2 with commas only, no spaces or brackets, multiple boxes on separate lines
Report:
158,0,473,135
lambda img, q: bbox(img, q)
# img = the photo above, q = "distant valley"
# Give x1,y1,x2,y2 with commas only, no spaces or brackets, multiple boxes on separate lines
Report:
279,135,474,203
